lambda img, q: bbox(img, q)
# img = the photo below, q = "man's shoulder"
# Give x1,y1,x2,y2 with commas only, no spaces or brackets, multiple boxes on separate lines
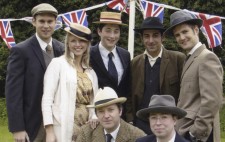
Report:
136,135,155,142
164,48,185,57
120,120,146,136
116,46,130,54
13,35,36,49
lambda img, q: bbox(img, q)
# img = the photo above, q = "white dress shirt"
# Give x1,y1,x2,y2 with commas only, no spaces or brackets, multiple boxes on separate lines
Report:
144,46,163,66
188,42,202,55
36,33,53,51
104,124,120,142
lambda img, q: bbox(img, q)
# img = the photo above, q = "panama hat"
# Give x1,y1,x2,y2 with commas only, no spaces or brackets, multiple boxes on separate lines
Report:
31,3,58,17
64,23,92,41
134,17,166,33
87,87,127,108
93,11,127,26
136,95,187,122
164,10,203,36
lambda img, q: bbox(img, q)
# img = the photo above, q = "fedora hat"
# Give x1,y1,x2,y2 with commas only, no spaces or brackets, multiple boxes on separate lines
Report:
64,23,92,41
31,3,58,17
93,12,127,26
134,17,166,33
87,87,127,108
164,10,203,36
136,95,187,122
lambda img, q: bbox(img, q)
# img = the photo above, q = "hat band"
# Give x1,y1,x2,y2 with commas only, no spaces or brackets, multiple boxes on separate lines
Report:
100,18,122,24
171,17,193,26
70,27,92,40
95,98,115,106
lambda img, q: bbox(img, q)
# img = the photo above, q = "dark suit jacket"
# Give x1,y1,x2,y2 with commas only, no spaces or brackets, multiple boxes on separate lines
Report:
127,48,185,122
90,44,130,98
136,132,189,142
90,44,131,119
5,35,64,141
77,119,146,142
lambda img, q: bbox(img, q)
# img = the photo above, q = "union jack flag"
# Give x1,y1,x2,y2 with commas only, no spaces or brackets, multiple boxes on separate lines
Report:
55,16,63,30
140,0,164,23
61,10,88,27
187,10,222,48
0,20,16,48
107,0,129,14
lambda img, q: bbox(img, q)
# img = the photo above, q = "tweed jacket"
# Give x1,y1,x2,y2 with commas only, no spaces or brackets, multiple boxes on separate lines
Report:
42,56,98,142
127,48,185,121
136,132,189,142
176,44,223,142
5,35,64,141
76,119,146,142
90,44,131,99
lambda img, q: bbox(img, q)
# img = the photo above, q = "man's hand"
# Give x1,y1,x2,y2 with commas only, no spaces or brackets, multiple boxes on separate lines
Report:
13,131,30,142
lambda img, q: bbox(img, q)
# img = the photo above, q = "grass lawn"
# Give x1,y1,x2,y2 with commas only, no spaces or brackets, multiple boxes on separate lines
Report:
0,119,13,142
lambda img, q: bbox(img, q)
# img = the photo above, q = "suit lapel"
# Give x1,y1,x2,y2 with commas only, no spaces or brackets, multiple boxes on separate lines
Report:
52,39,63,57
92,125,105,142
92,45,109,75
160,48,169,90
181,45,205,79
116,120,130,142
30,35,46,70
116,47,127,84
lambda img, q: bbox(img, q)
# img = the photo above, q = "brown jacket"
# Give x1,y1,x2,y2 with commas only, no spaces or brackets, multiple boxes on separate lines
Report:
126,48,185,121
76,119,146,142
176,44,223,142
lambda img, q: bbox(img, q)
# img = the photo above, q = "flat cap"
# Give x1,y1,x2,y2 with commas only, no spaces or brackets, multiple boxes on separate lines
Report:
31,3,58,17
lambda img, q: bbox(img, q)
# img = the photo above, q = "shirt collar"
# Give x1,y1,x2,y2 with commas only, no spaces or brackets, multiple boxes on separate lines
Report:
35,33,53,51
188,42,202,55
99,42,117,57
144,45,163,59
104,123,120,141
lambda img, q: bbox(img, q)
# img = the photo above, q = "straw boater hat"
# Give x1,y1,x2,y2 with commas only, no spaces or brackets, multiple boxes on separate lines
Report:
134,17,166,33
87,87,127,109
64,23,92,41
136,95,187,122
93,11,127,26
31,3,58,17
164,10,203,36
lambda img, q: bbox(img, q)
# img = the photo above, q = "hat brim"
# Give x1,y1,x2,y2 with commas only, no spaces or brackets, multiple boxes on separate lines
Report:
164,19,203,36
87,97,127,108
134,28,166,33
64,27,90,41
93,21,128,26
136,106,187,122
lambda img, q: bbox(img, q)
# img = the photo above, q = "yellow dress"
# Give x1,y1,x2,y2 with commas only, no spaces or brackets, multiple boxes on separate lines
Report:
72,71,93,140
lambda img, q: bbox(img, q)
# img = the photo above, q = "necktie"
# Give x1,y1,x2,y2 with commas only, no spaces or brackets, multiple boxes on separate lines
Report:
108,52,118,84
106,134,112,142
46,44,52,54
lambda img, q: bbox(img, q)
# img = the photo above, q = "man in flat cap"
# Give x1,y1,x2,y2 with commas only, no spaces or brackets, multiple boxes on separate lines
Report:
76,87,146,142
5,3,64,142
90,12,131,120
128,17,185,135
136,95,188,142
165,10,223,142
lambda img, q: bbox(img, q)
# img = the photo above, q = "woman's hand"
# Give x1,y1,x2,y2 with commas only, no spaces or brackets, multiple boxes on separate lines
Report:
86,118,99,129
45,125,57,142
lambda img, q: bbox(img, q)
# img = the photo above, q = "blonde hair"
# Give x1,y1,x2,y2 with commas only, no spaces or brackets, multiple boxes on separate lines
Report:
64,33,91,68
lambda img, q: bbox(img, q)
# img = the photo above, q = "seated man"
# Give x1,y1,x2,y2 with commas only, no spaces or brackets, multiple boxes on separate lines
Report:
77,87,146,142
136,95,188,142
